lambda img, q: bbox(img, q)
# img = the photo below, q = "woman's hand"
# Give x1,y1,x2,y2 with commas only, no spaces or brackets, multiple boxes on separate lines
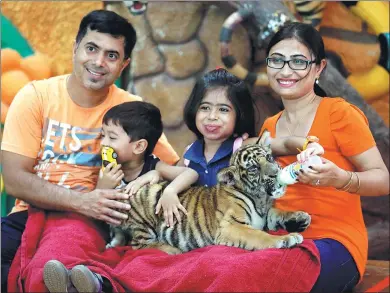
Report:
96,162,124,189
124,170,161,196
297,157,348,188
155,188,188,227
297,142,324,163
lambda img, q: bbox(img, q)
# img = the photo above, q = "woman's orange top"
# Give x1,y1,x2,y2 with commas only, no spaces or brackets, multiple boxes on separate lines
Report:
260,97,376,280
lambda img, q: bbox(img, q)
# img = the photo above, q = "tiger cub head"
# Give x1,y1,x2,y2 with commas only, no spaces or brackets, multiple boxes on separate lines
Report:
217,130,286,199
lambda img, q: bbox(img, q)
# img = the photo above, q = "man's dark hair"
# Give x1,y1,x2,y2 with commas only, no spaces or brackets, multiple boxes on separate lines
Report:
184,68,256,139
103,101,163,156
76,10,137,59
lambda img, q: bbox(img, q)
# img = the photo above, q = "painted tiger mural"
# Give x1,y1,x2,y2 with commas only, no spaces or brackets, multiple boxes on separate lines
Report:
107,136,311,254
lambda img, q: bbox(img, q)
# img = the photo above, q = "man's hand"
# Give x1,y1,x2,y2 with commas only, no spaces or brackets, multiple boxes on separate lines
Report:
155,188,187,227
96,162,124,189
124,170,161,196
77,189,131,225
297,142,324,163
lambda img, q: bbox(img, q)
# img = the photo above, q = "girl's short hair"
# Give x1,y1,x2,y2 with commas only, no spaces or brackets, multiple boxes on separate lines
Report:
184,68,255,139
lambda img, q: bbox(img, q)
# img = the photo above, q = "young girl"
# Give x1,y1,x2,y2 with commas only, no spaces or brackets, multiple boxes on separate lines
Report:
128,68,323,226
179,68,322,186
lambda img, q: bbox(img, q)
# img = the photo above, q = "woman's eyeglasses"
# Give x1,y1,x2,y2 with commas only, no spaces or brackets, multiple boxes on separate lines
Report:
266,57,316,70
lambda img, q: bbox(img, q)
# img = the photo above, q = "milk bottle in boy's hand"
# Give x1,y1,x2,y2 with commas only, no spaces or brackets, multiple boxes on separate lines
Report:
277,155,322,185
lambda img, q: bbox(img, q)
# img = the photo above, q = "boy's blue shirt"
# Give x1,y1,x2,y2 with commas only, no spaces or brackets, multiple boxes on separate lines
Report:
183,138,236,187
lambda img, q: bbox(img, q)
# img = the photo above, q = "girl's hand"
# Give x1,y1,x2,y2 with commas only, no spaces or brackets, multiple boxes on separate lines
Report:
241,133,249,140
297,157,347,188
297,142,325,163
96,162,124,189
124,170,161,196
155,188,188,227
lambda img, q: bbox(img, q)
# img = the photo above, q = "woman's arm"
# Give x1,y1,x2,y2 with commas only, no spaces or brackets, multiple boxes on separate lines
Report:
343,146,389,196
243,136,324,157
299,146,389,196
300,101,389,196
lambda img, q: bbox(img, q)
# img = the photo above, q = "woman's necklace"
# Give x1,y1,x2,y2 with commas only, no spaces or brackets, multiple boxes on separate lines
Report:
285,116,299,136
284,95,317,136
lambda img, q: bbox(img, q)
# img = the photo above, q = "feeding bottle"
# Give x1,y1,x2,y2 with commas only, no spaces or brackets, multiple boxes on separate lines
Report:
277,155,322,185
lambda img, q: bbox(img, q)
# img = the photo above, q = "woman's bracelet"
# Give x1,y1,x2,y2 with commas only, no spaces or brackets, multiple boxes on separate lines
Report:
336,171,353,191
350,172,361,194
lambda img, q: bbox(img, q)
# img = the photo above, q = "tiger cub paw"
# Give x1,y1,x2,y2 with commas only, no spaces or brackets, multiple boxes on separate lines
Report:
284,212,311,232
275,233,303,248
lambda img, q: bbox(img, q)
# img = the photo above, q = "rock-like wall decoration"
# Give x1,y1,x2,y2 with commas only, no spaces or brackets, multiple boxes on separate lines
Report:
319,2,389,126
159,40,206,79
106,2,251,154
147,3,203,43
1,1,103,76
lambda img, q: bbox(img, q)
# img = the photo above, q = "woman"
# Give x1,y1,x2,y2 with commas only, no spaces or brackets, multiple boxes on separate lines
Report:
261,22,389,292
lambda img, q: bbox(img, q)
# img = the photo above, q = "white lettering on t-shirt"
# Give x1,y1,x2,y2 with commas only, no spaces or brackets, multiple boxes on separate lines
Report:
42,149,55,161
44,119,59,147
59,122,72,150
44,118,83,152
57,172,70,188
70,126,82,152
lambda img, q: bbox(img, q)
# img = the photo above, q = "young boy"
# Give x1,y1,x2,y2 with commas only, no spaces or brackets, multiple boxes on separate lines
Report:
97,101,198,227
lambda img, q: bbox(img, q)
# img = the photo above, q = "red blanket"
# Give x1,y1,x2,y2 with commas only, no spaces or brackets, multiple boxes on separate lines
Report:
9,207,320,292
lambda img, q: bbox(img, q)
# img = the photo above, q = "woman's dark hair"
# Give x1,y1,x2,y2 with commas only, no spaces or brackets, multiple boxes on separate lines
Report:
76,10,137,60
184,68,256,139
266,22,327,96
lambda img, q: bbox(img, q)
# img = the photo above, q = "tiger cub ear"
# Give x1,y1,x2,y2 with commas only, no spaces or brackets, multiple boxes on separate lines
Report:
217,166,238,186
257,130,271,150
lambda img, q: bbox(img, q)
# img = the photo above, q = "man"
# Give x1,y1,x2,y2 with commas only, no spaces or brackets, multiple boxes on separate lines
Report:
1,10,179,292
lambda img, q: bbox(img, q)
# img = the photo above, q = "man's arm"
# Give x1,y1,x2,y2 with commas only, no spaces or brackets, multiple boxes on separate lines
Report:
2,151,130,225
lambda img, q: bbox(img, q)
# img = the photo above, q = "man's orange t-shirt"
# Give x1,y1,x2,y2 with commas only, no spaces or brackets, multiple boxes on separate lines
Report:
1,75,179,213
261,97,376,280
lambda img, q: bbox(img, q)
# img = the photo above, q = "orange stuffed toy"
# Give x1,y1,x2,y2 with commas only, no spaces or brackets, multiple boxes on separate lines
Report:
1,48,52,123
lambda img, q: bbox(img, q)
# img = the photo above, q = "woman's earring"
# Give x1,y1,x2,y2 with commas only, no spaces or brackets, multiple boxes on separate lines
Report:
315,78,319,84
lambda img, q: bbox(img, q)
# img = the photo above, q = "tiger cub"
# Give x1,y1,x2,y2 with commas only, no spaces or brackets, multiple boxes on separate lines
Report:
107,137,311,254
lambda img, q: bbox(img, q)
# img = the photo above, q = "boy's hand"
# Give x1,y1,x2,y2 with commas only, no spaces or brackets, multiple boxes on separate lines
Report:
155,188,188,227
297,142,324,163
124,170,161,196
96,162,124,189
